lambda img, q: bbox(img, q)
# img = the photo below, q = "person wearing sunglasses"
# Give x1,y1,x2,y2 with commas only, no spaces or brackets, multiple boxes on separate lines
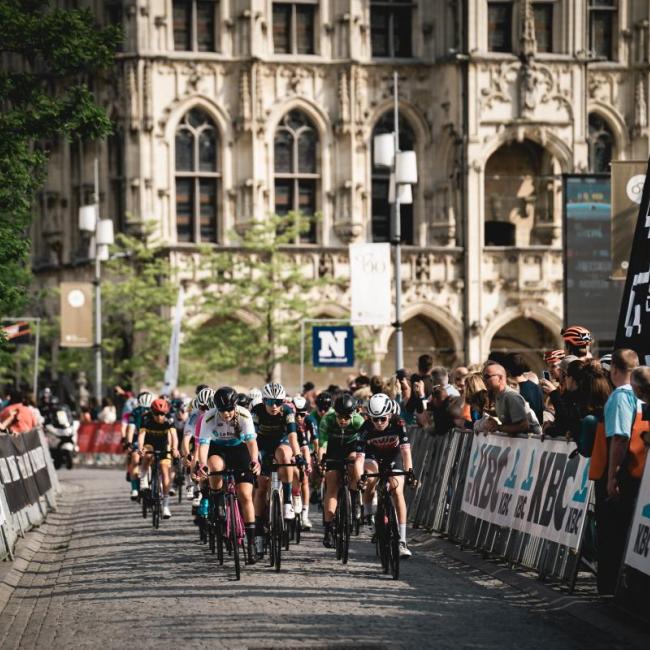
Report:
250,382,303,559
197,386,260,562
356,393,415,558
319,393,365,549
137,397,179,519
291,395,315,530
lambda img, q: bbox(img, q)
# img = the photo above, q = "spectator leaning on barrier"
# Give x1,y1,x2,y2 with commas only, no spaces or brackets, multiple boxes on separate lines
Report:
482,363,541,435
0,389,37,435
451,366,469,397
573,361,611,458
541,354,580,438
506,353,544,425
464,372,489,423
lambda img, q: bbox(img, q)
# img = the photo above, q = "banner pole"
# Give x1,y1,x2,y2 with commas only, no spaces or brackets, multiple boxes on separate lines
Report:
33,318,40,399
300,320,305,390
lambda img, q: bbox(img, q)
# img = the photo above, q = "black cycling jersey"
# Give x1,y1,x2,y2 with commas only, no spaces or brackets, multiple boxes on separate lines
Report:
295,417,315,448
356,419,410,463
251,403,296,441
139,413,175,452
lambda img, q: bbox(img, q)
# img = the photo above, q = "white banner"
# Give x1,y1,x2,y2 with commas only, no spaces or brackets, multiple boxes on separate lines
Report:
624,460,650,575
349,243,391,326
162,284,185,396
460,434,591,549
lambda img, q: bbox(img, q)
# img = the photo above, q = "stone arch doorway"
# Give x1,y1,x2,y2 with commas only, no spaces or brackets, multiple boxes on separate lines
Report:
488,317,557,373
484,139,561,246
386,315,457,372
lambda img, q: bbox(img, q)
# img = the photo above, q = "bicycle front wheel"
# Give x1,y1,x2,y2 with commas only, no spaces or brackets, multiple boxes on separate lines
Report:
228,496,241,581
271,490,283,572
387,499,400,580
376,501,389,573
341,487,351,564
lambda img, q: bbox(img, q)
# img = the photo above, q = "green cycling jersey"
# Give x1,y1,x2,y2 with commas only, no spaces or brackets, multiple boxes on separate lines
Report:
318,410,365,449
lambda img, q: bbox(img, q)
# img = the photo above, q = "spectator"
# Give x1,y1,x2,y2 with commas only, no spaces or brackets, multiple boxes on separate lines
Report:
451,366,469,397
464,372,489,423
302,381,317,408
543,349,565,383
369,375,389,395
631,366,650,446
561,324,593,360
573,361,611,458
506,353,544,425
97,397,117,424
0,389,37,435
432,366,460,397
541,355,580,438
482,363,541,435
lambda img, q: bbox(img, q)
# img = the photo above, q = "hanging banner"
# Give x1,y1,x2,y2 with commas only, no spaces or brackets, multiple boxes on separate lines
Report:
1,321,31,344
60,282,93,348
614,157,650,364
460,434,591,549
349,243,391,326
162,284,185,396
623,460,650,576
611,161,647,281
312,326,355,367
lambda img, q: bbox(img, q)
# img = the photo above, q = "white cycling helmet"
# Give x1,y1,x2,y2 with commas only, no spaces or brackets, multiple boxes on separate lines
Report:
138,391,154,408
599,353,612,372
391,399,401,416
367,393,393,418
248,388,263,407
292,395,308,412
196,387,215,409
262,382,286,400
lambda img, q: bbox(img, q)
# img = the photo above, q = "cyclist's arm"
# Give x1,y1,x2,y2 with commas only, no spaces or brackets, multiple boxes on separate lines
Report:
126,422,136,445
354,434,366,477
399,425,413,472
137,427,145,451
318,416,330,453
238,412,259,468
168,427,178,454
198,442,209,470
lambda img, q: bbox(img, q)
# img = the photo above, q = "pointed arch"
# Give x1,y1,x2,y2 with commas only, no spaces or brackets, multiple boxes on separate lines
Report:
587,101,628,159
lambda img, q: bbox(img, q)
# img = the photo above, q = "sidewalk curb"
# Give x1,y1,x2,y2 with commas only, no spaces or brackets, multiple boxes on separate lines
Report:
412,531,650,648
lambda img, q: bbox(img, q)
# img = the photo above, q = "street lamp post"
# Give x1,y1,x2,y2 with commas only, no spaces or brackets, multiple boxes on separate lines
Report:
373,72,418,373
79,157,114,402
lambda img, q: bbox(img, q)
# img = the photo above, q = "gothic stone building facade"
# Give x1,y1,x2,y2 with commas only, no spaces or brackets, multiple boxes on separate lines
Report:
31,0,649,388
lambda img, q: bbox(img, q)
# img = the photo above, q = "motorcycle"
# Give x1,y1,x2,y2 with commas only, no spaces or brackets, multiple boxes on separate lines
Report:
44,406,79,470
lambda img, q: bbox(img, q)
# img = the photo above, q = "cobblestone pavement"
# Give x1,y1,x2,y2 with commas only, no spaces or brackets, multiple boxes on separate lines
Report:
0,469,647,649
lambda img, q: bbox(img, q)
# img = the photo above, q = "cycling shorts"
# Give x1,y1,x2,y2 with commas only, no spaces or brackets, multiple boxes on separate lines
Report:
207,442,254,485
142,441,171,467
364,453,403,471
258,435,291,476
324,439,358,472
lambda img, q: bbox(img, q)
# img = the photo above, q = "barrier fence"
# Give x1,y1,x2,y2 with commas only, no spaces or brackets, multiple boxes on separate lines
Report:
0,429,60,561
77,422,123,465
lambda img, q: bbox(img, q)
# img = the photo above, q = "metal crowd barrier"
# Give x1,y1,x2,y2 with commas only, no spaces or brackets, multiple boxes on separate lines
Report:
407,427,591,589
0,428,60,561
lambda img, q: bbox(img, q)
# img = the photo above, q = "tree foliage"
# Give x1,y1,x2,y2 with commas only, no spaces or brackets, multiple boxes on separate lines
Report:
182,213,333,383
0,0,119,316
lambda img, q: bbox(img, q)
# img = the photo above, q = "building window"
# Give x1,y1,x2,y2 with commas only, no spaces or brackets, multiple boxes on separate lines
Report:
274,110,319,243
173,0,218,52
370,0,412,58
588,114,613,173
175,109,219,243
533,2,553,53
272,2,316,54
371,113,415,245
589,0,617,60
487,2,513,53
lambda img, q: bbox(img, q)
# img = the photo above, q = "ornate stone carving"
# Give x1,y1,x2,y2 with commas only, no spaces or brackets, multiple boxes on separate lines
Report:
634,76,647,136
415,253,431,282
338,69,350,127
236,67,252,132
318,253,334,278
143,60,153,131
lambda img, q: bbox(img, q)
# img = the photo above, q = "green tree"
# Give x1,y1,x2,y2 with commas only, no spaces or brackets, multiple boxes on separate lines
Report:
0,0,119,316
182,213,333,383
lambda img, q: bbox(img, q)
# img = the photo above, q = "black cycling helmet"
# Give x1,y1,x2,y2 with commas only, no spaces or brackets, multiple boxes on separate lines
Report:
334,393,356,417
315,391,333,412
195,383,209,395
236,392,251,409
214,386,238,412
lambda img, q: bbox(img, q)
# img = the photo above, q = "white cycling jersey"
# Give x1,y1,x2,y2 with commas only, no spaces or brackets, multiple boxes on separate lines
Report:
183,408,201,438
199,405,256,447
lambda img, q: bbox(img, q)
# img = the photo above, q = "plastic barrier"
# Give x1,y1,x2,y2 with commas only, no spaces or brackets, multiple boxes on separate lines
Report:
408,427,593,589
0,429,60,561
77,422,123,466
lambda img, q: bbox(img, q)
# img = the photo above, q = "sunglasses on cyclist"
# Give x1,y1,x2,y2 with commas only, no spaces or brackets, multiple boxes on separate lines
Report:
371,416,389,423
335,413,352,421
264,398,283,407
296,411,309,418
217,407,235,413
152,411,167,417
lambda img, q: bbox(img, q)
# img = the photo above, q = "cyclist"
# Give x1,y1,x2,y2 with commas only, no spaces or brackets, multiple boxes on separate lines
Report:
291,395,315,530
251,382,304,558
319,393,364,549
124,391,154,499
197,387,260,562
138,397,179,519
357,393,415,558
309,391,333,463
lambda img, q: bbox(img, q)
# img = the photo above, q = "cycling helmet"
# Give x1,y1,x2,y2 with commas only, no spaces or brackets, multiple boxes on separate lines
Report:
315,391,333,412
195,387,214,409
248,388,263,407
599,353,613,372
137,391,154,408
292,395,308,413
367,393,393,418
391,399,401,416
214,386,238,411
236,392,251,408
334,393,356,417
262,382,286,400
151,398,170,415
543,349,566,365
561,325,592,348
195,384,209,394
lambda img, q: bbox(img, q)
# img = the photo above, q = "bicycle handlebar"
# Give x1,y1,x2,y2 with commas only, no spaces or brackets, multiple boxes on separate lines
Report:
361,470,409,479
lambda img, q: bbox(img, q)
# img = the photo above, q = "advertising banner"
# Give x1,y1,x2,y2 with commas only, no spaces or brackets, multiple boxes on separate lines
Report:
623,460,650,576
564,174,621,346
0,321,31,344
611,161,647,280
0,430,52,514
349,243,391,326
162,284,185,396
77,422,123,454
460,434,590,549
614,157,650,364
312,326,355,367
60,282,93,348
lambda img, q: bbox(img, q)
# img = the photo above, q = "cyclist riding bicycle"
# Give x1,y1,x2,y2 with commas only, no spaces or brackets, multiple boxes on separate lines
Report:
124,391,154,499
357,393,415,558
309,391,332,463
181,386,213,503
319,393,364,549
251,382,304,558
291,395,314,530
138,397,179,519
197,386,260,563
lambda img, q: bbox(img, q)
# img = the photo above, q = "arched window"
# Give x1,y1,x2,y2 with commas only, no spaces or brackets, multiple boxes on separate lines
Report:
274,110,319,243
588,114,614,173
175,109,219,242
371,112,415,244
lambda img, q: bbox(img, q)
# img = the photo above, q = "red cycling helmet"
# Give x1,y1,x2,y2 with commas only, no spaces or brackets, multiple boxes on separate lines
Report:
151,398,170,415
561,325,592,348
543,349,566,365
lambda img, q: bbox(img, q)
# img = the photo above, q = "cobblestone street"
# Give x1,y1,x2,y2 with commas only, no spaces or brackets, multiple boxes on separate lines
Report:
0,469,647,649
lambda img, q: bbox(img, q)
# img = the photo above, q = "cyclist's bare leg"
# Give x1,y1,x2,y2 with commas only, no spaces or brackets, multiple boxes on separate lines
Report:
236,482,254,523
323,470,341,523
390,475,407,523
362,459,379,512
207,455,225,491
254,474,269,517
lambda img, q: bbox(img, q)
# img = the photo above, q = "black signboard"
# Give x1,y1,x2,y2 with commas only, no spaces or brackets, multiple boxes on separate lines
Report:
563,174,622,348
615,157,650,364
